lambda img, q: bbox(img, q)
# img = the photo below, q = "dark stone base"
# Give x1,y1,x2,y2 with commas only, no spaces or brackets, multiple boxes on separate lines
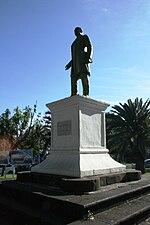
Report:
17,170,141,193
1,172,150,225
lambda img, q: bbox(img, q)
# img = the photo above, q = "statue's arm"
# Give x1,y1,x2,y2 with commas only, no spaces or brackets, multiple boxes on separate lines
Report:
65,60,72,70
84,35,92,62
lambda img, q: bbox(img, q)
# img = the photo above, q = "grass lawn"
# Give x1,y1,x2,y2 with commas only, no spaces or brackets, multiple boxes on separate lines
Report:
126,163,133,169
144,168,150,176
0,165,149,180
0,174,16,179
126,163,150,176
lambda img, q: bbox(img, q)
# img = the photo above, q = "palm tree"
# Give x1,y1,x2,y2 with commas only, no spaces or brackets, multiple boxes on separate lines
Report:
107,98,150,174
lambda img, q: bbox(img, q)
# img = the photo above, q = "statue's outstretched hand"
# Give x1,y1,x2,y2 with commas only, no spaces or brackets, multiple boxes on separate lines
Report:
65,64,70,70
65,61,72,70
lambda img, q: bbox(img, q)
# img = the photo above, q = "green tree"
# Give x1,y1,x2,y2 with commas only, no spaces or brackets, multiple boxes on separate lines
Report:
19,110,51,156
0,105,37,150
0,106,51,156
107,98,150,174
41,111,51,153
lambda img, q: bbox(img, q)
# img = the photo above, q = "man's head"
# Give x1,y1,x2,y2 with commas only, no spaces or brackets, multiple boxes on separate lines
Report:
74,27,83,36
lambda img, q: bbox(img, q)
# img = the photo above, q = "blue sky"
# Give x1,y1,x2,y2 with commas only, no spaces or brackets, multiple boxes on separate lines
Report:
0,0,150,114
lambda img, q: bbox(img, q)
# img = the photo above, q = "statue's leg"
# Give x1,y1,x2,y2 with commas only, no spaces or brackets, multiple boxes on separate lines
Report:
81,75,89,96
71,74,78,96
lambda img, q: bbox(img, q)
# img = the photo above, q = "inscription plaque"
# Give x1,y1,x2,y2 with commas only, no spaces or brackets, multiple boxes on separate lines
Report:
57,120,72,136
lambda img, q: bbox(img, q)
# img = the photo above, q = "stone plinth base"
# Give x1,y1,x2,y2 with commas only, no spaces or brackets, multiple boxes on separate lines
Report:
17,170,141,193
31,150,126,177
31,96,126,177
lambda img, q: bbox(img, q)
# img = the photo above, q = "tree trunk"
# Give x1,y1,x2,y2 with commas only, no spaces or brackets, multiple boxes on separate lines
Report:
135,152,145,174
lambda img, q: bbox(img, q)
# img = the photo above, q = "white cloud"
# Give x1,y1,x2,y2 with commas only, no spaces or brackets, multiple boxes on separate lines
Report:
91,65,149,106
102,8,109,13
103,67,120,71
82,0,110,13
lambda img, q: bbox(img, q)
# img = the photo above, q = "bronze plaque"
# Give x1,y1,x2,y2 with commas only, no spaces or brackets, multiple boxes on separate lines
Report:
57,120,72,136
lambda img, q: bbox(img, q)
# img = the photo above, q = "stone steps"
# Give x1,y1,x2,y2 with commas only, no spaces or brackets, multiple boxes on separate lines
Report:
70,193,150,224
0,177,150,224
0,193,66,225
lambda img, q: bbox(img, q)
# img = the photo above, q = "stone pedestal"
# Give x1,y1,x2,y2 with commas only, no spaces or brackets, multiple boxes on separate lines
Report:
31,95,126,177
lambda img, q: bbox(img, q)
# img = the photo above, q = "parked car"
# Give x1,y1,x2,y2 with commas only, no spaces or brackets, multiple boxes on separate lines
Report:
144,159,150,168
132,159,150,169
0,164,16,175
15,164,31,173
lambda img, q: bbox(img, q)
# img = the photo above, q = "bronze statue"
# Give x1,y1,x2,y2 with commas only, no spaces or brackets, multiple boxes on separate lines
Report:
65,27,92,96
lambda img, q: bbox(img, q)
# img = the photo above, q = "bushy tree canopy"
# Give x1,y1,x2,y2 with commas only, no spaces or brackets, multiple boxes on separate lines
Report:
0,105,51,156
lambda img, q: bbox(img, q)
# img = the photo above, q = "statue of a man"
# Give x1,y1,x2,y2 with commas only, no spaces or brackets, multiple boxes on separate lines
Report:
65,27,92,96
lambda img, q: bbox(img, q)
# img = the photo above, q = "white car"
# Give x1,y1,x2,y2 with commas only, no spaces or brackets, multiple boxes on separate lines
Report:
0,164,16,174
132,159,150,169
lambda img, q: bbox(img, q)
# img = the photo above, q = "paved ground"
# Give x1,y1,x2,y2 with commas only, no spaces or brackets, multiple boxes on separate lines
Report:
140,217,150,225
0,214,14,225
